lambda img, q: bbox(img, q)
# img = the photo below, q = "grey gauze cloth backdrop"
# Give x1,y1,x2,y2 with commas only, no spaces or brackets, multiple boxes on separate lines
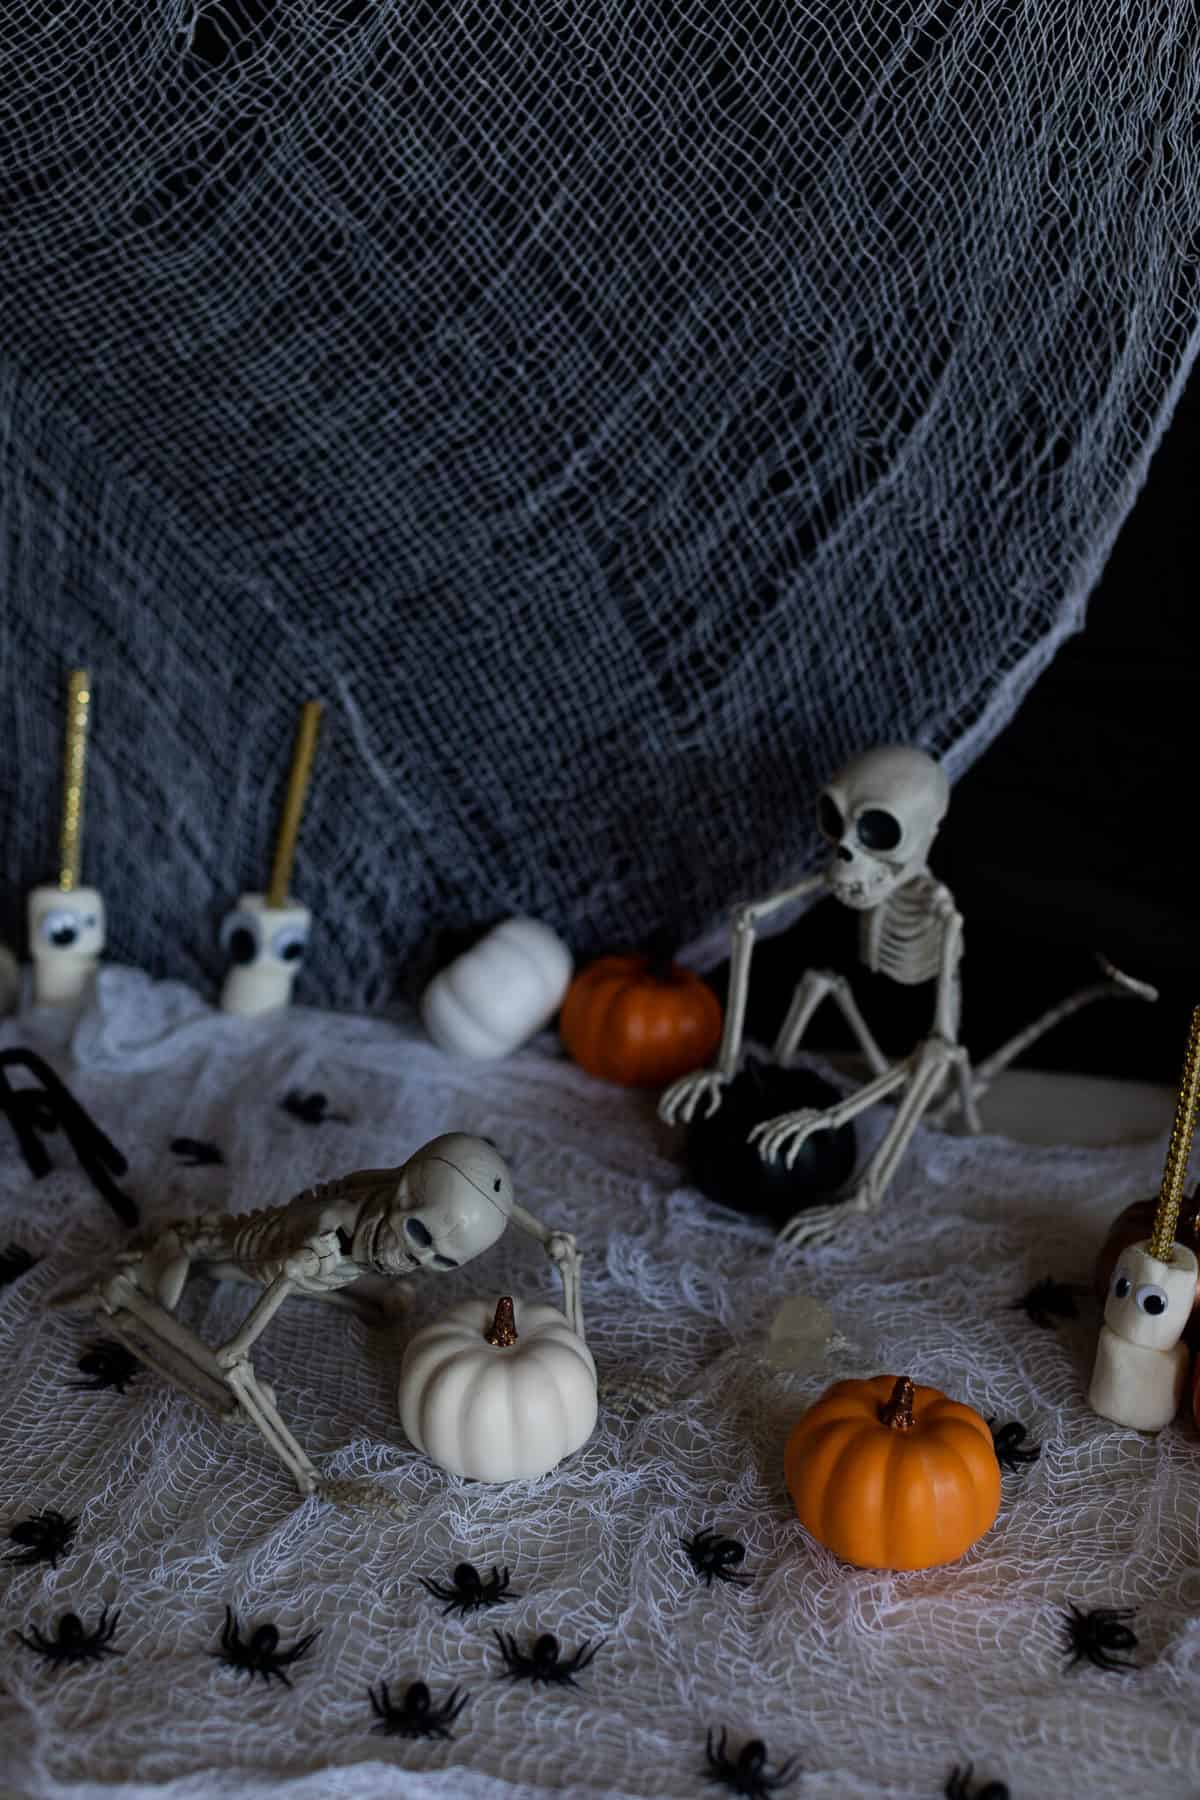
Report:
2,2,1199,1008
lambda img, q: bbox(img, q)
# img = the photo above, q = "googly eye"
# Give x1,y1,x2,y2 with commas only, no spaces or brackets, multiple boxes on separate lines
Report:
40,908,81,949
1135,1283,1168,1317
1112,1273,1131,1299
270,924,308,964
220,910,261,965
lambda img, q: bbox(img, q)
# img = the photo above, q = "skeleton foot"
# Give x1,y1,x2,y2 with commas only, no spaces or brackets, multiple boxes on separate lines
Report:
776,1187,877,1251
658,1069,728,1125
748,1108,827,1169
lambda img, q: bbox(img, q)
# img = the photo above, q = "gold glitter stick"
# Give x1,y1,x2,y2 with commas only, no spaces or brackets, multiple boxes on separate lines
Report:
1148,1003,1200,1263
58,668,92,893
266,701,322,908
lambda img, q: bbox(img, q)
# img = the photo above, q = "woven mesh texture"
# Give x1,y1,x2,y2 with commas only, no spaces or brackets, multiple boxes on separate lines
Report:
2,969,1199,1798
3,4,1199,1003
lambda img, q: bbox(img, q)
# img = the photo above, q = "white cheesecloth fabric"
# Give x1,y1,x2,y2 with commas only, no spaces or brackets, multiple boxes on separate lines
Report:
1,967,1198,1799
3,2,1200,997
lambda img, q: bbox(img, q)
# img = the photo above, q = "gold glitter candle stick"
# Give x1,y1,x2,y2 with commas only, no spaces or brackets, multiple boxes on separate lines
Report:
266,701,322,909
1148,1003,1200,1263
58,668,92,892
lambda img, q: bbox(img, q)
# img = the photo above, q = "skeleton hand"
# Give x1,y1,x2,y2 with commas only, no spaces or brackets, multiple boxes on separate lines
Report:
748,1108,828,1170
658,1068,728,1125
546,1231,580,1273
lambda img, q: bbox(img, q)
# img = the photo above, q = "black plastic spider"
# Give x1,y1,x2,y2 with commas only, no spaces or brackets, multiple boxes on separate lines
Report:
368,1678,470,1739
1010,1277,1080,1329
212,1607,320,1686
0,1048,137,1227
280,1090,349,1126
704,1727,799,1795
946,1765,1009,1800
1061,1602,1138,1672
70,1341,139,1393
170,1137,224,1166
15,1606,121,1668
0,1242,38,1288
681,1527,749,1587
988,1419,1041,1471
493,1630,601,1687
6,1508,77,1569
419,1562,518,1615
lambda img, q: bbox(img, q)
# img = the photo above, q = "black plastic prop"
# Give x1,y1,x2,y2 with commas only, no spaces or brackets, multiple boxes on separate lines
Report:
946,1766,1009,1800
70,1341,139,1393
170,1137,225,1166
419,1562,518,1615
680,1527,749,1587
988,1420,1041,1471
212,1607,320,1686
1010,1277,1080,1329
0,1049,137,1227
6,1509,77,1569
368,1678,470,1739
493,1630,601,1687
15,1607,121,1668
280,1091,349,1126
1061,1603,1138,1672
683,1059,855,1225
704,1727,799,1795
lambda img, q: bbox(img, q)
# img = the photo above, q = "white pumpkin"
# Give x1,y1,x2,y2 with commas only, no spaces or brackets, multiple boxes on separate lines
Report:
399,1295,598,1481
420,918,573,1060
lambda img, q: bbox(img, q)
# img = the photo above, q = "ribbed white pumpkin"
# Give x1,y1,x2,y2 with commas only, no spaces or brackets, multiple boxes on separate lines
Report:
399,1295,598,1482
420,917,573,1059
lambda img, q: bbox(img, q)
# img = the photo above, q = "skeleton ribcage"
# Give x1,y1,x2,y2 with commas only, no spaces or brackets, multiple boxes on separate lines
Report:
858,879,947,986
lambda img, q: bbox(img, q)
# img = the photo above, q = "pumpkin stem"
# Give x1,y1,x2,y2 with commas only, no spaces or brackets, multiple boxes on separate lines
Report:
879,1375,916,1431
484,1296,519,1347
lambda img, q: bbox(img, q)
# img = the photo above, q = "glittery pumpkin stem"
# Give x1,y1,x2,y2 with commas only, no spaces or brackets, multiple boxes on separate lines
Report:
1149,1004,1200,1263
879,1375,915,1431
58,669,91,892
485,1296,518,1347
266,700,322,907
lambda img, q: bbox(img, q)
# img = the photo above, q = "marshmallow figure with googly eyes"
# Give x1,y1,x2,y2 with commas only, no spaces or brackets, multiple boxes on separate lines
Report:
219,701,322,1019
1088,1003,1200,1431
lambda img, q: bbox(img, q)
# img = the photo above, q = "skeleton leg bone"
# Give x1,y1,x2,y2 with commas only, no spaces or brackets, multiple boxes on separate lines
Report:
511,1202,584,1340
748,1059,911,1169
772,970,890,1077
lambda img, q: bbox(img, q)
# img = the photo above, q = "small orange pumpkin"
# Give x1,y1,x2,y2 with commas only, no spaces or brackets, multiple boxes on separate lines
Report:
784,1374,1001,1571
560,953,722,1087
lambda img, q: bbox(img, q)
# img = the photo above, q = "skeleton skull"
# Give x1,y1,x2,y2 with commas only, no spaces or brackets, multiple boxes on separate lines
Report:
817,746,949,911
28,883,106,1004
353,1133,515,1275
219,893,310,1016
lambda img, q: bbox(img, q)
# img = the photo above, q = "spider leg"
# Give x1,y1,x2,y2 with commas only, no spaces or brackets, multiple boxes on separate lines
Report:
15,1628,50,1653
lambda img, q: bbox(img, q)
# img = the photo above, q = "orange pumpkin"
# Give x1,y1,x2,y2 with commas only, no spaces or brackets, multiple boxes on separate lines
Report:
560,953,722,1087
784,1374,1001,1571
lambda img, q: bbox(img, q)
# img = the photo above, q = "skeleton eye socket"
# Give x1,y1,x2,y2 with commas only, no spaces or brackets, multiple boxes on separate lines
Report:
405,1217,433,1248
817,795,843,842
270,924,308,964
856,808,902,852
1113,1274,1131,1299
40,908,81,948
220,911,260,965
1135,1283,1168,1316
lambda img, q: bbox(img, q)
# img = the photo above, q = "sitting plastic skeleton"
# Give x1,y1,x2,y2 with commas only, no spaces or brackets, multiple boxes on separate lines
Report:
661,745,1155,1249
51,1133,582,1498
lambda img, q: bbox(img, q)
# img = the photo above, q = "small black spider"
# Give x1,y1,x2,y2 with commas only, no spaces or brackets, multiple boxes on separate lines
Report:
988,1419,1041,1471
6,1508,77,1569
1061,1602,1138,1672
280,1090,349,1126
419,1562,518,1615
70,1341,139,1393
170,1137,224,1166
1010,1276,1080,1329
946,1765,1009,1800
368,1678,470,1739
681,1527,749,1587
704,1727,799,1795
212,1606,320,1686
0,1242,38,1287
493,1630,602,1687
15,1607,121,1668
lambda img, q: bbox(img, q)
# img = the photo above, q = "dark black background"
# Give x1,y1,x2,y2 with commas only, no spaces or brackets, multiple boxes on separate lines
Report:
713,373,1200,1085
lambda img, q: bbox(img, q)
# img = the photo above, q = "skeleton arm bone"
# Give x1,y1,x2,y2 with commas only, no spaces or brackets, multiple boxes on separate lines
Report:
659,873,827,1122
510,1201,583,1341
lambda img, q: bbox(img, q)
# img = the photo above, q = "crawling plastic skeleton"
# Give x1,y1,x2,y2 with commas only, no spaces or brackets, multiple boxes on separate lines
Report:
661,745,1155,1249
52,1133,582,1499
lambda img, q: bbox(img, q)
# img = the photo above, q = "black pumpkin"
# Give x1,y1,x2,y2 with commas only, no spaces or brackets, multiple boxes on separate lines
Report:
682,1058,856,1225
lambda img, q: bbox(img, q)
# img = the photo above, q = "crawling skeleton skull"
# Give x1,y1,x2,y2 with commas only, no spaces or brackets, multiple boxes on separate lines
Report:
52,1133,582,1497
661,745,1155,1249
